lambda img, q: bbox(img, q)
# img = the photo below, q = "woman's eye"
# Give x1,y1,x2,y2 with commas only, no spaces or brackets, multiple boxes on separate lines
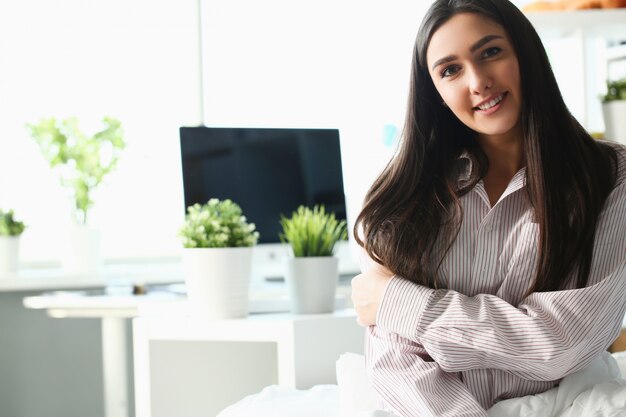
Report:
441,65,460,78
482,46,501,58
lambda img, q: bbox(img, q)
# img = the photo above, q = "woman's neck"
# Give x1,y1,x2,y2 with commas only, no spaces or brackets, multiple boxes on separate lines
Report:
477,130,524,178
476,130,524,207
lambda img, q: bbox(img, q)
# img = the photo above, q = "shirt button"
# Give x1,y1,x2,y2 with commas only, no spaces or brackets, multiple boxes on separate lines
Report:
484,224,492,233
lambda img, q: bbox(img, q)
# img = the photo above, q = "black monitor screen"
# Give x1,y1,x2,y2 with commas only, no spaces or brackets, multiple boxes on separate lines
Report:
179,127,347,244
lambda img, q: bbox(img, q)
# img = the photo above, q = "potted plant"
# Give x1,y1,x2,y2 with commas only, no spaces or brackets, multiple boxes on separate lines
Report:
601,77,626,144
26,117,125,275
0,209,26,276
178,198,260,319
280,205,347,314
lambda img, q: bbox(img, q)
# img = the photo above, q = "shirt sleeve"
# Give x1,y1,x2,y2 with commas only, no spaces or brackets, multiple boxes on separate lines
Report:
377,181,626,381
365,326,488,417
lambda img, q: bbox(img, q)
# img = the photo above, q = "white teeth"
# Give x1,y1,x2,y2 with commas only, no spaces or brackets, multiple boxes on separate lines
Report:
478,94,504,110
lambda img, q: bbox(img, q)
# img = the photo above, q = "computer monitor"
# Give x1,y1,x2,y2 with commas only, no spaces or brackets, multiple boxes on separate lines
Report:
179,126,357,281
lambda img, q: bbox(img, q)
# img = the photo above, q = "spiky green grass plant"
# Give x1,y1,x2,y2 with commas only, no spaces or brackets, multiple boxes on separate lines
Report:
280,205,347,257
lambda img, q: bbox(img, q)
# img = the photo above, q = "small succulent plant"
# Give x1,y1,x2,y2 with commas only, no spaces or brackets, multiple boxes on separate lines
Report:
0,209,26,237
179,198,260,248
603,78,626,103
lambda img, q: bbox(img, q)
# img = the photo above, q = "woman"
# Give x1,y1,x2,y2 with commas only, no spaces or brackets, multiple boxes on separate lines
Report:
351,0,626,416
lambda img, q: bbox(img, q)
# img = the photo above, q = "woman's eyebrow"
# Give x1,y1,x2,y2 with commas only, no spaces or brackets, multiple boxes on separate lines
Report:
470,34,503,53
430,34,504,71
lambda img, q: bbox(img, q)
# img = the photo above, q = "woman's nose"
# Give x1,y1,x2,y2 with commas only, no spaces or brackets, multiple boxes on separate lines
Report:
468,67,493,95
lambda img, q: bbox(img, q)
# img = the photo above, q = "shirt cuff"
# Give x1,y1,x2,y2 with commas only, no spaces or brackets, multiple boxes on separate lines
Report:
376,276,434,341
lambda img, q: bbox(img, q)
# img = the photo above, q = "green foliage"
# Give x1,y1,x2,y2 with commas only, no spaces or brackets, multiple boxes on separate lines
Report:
603,78,626,103
179,199,260,248
280,205,347,257
26,117,126,225
0,209,26,237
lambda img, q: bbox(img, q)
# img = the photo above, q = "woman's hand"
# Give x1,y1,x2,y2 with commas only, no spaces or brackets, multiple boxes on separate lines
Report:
351,263,394,327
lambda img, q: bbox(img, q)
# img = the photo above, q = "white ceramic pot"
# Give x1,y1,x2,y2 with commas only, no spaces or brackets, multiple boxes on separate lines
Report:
0,236,20,276
602,100,626,145
182,247,253,320
60,224,102,276
285,256,339,314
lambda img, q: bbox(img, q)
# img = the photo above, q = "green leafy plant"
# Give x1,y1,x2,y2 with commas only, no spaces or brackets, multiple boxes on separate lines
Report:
179,198,260,248
280,205,347,257
26,117,126,225
603,78,626,103
0,209,26,237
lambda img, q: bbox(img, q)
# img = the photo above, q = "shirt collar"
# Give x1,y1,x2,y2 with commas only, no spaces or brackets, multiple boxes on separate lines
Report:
456,150,474,188
455,150,527,182
455,150,528,203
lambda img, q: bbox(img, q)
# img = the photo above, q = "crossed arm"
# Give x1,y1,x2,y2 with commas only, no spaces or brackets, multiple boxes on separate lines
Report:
352,182,626,416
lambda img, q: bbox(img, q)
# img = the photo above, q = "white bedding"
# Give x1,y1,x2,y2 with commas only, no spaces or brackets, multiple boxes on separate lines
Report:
218,351,626,417
487,351,626,417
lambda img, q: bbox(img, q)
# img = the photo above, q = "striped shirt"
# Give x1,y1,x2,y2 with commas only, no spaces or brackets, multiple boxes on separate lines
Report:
365,142,626,417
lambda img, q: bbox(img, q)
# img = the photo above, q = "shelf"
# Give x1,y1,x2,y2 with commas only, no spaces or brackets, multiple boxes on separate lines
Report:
607,43,626,62
525,9,626,38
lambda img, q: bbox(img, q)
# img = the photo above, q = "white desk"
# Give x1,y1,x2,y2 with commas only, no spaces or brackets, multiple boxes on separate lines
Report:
133,309,365,417
23,290,182,417
22,284,353,417
1,259,186,293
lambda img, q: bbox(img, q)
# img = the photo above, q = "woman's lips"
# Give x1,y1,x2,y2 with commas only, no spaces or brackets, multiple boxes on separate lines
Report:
474,92,508,115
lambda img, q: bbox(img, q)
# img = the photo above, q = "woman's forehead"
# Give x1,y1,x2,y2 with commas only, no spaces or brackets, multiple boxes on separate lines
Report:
426,13,508,66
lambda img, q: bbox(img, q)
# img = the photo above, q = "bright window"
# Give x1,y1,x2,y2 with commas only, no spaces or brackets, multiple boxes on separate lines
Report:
0,0,202,264
0,0,431,265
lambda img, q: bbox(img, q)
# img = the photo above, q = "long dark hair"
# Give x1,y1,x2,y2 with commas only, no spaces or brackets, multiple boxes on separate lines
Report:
354,0,618,294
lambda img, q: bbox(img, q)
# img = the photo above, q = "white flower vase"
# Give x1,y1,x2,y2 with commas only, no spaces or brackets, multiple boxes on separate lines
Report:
285,256,339,314
60,224,102,276
0,236,20,277
182,247,253,320
602,100,626,145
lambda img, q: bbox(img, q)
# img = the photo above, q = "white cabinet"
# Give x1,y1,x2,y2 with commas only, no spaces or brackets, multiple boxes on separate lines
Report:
132,309,365,417
526,9,626,132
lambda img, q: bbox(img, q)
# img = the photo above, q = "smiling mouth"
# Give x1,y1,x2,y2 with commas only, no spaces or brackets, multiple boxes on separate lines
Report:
474,92,507,111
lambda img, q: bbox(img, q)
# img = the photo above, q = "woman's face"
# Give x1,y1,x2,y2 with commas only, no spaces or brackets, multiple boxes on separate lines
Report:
426,13,522,142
